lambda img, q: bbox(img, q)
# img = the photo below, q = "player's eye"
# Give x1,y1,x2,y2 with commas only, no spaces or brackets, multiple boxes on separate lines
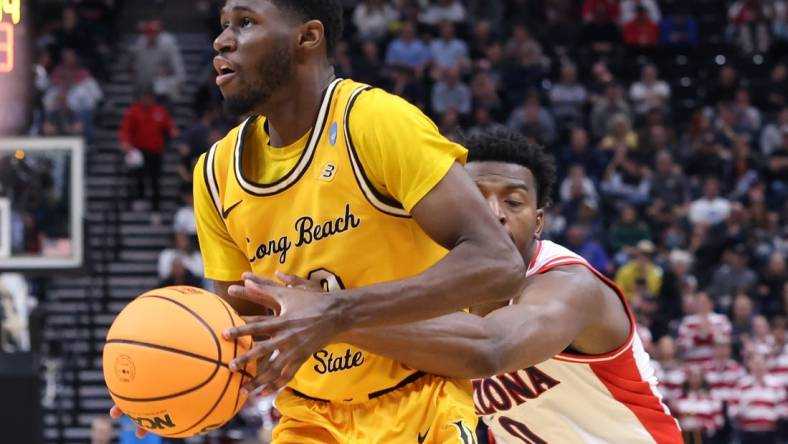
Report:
241,17,254,27
505,199,523,208
221,21,230,30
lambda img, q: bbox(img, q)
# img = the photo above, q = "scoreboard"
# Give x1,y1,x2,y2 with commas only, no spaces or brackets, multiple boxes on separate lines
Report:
0,0,20,72
0,0,27,136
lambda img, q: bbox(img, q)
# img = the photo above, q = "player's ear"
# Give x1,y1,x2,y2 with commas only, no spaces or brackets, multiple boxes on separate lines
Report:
534,208,545,239
298,20,325,52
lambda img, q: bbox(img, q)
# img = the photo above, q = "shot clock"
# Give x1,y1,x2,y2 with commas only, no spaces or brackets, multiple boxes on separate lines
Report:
0,0,20,73
0,0,28,136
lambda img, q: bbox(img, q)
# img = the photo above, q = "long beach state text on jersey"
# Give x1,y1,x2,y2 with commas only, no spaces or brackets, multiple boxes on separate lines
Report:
247,204,361,265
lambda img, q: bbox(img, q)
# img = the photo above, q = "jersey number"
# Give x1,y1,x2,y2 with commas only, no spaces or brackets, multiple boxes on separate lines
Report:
307,268,345,291
498,417,546,444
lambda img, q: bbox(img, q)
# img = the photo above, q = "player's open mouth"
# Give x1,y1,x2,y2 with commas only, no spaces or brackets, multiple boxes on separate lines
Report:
214,57,238,87
216,67,236,87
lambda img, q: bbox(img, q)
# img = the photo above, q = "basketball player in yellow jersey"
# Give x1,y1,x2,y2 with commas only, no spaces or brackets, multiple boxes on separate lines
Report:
112,0,524,441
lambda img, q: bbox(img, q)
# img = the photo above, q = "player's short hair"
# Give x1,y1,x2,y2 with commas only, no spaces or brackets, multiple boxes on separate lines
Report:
271,0,343,56
463,128,557,209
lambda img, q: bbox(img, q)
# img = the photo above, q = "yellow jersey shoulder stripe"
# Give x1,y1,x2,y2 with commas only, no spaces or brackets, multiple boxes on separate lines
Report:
343,86,410,218
203,141,222,219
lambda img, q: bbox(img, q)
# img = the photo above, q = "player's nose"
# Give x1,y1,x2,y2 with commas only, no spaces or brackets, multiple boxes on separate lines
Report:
213,28,237,54
487,197,506,225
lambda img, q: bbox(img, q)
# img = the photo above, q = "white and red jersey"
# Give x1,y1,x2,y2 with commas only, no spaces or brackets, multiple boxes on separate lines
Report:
676,314,732,364
654,361,686,404
729,374,788,431
474,241,682,444
703,359,745,404
673,391,724,435
768,347,788,387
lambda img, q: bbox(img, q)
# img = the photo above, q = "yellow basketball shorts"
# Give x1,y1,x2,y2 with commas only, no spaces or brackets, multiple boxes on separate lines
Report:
272,373,478,443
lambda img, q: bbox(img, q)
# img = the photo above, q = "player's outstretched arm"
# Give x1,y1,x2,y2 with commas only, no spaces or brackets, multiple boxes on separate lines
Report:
224,164,526,393
341,266,624,379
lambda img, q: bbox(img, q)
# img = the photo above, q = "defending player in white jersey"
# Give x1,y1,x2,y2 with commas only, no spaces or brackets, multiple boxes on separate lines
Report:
321,128,683,443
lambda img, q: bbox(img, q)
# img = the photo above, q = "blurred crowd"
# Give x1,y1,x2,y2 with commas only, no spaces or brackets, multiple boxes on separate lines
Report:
29,0,788,443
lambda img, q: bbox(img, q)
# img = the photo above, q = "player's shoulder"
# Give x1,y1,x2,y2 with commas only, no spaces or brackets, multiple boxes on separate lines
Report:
202,118,259,165
348,83,428,124
194,119,252,180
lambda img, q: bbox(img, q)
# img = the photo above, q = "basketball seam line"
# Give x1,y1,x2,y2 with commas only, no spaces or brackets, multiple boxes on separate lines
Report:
105,339,254,380
178,297,245,436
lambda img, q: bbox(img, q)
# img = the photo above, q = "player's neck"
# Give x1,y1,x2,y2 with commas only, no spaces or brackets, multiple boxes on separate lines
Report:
264,66,337,147
521,239,540,269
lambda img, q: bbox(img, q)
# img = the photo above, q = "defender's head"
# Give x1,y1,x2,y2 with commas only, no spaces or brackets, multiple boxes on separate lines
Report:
463,128,556,260
213,0,343,116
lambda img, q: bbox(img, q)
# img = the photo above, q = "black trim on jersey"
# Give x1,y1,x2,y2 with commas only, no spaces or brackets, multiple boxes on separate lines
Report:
233,80,340,197
344,87,411,219
202,144,223,220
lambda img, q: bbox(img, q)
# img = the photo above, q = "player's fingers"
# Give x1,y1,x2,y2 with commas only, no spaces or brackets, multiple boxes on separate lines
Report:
259,363,300,397
224,316,288,340
135,428,148,438
241,315,275,324
229,336,284,371
244,349,293,394
109,405,123,419
241,272,279,286
275,271,314,289
227,281,281,311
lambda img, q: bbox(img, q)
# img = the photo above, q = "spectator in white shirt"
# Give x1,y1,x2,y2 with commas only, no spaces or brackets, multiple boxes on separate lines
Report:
419,0,466,26
629,63,671,115
560,164,599,204
173,184,196,237
760,106,788,156
158,232,204,287
352,0,398,42
688,177,732,226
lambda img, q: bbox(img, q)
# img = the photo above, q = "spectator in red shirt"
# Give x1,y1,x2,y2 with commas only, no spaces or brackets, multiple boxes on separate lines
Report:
677,292,733,364
623,5,659,47
704,339,745,406
119,88,177,214
674,365,724,444
730,353,787,444
582,0,619,23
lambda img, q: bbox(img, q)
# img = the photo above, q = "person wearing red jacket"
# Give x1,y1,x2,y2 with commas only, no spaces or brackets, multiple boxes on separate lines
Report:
623,5,659,47
119,88,177,213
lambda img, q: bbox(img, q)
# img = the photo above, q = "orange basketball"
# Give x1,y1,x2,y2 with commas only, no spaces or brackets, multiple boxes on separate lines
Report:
102,286,256,438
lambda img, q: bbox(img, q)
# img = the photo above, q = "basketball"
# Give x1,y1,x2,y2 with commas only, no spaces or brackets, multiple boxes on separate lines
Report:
102,286,256,438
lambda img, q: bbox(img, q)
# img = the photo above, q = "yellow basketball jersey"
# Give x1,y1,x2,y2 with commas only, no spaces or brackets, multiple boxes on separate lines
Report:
194,79,466,402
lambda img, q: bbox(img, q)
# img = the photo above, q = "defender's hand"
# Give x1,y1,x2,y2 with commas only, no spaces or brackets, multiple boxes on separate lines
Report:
224,272,344,396
109,405,148,438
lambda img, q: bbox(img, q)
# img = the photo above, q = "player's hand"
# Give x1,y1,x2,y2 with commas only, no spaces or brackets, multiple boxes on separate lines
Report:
109,405,148,438
224,272,345,396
